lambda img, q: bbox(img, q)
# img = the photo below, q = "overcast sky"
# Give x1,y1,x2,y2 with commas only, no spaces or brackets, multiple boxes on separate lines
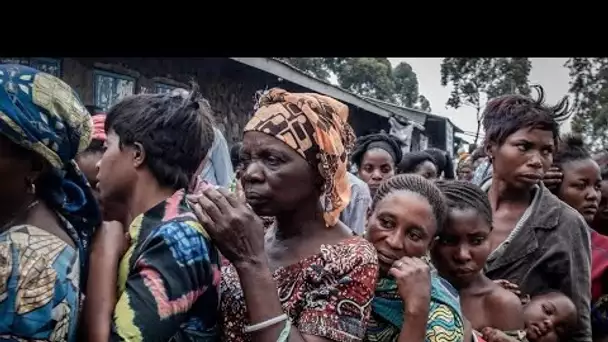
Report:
386,58,572,142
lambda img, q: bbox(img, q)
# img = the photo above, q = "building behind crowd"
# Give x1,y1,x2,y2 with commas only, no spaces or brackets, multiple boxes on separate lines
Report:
0,57,463,155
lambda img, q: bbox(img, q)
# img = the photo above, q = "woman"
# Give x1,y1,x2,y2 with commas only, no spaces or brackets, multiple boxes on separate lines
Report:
457,160,474,182
480,86,591,342
592,165,608,236
425,147,455,180
365,174,465,342
190,88,378,341
398,151,439,179
351,133,403,197
548,135,608,341
0,64,101,340
432,180,523,335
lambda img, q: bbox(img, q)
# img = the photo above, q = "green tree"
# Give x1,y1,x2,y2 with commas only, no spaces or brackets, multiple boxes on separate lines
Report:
278,58,332,81
277,58,432,110
392,62,419,107
440,58,531,145
565,57,608,151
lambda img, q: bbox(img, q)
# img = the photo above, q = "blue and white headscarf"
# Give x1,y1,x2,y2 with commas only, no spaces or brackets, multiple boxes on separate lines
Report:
0,64,101,282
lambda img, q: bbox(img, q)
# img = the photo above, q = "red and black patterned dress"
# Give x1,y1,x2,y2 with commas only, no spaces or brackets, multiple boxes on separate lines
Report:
220,236,379,342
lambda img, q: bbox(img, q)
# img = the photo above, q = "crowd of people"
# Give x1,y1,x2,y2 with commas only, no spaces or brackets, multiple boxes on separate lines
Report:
0,63,606,342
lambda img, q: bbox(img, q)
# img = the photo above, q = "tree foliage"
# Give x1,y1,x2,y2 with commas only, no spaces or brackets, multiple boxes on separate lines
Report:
440,58,532,144
277,58,431,112
565,57,608,151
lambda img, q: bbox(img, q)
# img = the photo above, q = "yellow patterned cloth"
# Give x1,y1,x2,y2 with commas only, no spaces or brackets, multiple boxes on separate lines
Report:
244,88,355,226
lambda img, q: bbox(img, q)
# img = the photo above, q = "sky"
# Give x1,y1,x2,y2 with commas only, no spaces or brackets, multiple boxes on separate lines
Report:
386,58,572,143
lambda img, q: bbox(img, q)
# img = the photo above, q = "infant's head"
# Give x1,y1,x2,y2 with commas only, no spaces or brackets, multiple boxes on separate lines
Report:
523,292,577,342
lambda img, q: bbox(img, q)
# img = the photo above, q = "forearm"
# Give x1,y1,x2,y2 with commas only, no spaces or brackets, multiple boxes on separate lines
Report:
85,251,120,342
236,262,308,342
397,308,429,342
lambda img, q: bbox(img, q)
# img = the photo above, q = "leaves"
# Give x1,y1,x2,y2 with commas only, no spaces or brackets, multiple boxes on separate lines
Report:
566,58,608,151
440,58,531,144
276,58,431,110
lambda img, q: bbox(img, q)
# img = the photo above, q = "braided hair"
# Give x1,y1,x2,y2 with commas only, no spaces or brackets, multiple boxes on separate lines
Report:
435,180,493,227
351,133,403,168
373,174,448,233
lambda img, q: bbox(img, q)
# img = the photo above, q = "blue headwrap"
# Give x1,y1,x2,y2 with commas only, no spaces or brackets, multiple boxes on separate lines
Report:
0,64,101,283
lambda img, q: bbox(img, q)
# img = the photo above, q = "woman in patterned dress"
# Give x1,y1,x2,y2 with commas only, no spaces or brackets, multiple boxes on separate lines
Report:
364,174,465,342
0,64,101,341
189,88,379,342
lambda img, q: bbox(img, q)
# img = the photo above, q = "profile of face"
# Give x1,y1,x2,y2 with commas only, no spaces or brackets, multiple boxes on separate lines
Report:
96,130,139,210
366,190,437,273
488,128,555,190
523,292,577,342
358,148,395,196
558,158,601,223
432,208,492,289
414,160,438,180
240,131,320,217
76,151,103,202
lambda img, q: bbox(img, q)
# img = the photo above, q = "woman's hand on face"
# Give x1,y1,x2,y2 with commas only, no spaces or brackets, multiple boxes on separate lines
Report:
188,187,266,268
389,257,431,312
543,166,563,188
92,220,129,258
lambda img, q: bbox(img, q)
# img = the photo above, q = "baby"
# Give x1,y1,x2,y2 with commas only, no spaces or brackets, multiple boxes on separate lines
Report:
481,291,578,342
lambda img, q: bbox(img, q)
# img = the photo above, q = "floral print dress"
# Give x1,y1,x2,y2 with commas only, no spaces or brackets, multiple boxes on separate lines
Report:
220,236,379,342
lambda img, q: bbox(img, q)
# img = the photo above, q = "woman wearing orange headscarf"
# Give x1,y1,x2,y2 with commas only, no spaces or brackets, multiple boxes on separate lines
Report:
189,88,379,342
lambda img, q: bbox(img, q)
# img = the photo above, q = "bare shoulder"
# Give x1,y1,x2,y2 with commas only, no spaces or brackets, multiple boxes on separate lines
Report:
484,283,525,330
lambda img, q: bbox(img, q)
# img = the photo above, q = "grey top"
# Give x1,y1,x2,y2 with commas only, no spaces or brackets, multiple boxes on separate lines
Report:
339,173,372,235
483,182,592,342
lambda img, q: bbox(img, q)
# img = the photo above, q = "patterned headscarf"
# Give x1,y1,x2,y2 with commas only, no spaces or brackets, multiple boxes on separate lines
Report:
0,64,101,280
244,88,355,226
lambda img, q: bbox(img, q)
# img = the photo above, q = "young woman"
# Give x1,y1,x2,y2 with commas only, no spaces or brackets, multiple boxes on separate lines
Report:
0,64,101,340
432,180,523,335
548,135,608,341
351,133,403,197
190,88,378,341
398,151,439,179
365,174,465,342
480,86,591,342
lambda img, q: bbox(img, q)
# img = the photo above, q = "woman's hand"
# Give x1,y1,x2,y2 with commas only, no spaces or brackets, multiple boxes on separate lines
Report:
543,166,563,189
188,187,266,268
493,279,521,296
389,257,431,313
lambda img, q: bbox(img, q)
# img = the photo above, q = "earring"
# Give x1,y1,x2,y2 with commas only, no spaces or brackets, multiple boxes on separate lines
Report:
26,179,36,195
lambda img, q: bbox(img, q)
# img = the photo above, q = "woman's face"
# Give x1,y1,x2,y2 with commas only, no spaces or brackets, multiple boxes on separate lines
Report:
594,179,608,231
358,148,395,196
415,160,438,180
240,131,319,216
558,158,601,223
96,130,138,211
366,190,436,273
432,208,492,289
489,128,554,190
76,151,103,201
458,164,474,182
